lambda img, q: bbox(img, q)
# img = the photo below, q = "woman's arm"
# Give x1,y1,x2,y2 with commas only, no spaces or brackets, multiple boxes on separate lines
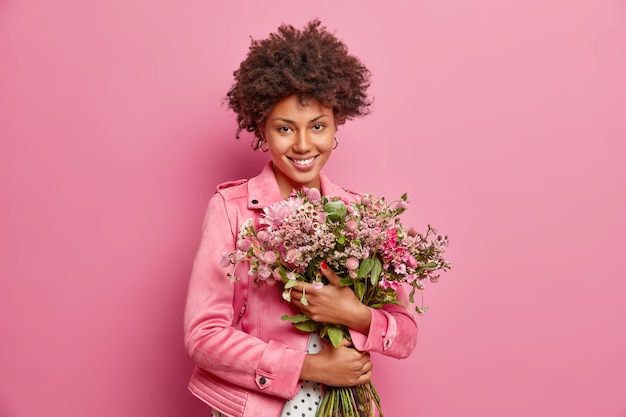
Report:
183,193,306,400
290,264,418,359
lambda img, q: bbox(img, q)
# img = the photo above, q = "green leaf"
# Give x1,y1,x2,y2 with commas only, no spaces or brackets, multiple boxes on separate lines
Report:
339,277,353,287
324,200,347,222
277,265,288,282
417,261,439,273
357,258,374,278
370,299,409,309
280,314,310,323
327,326,345,348
355,280,365,301
293,321,321,332
300,292,308,306
415,305,429,314
284,280,298,289
370,258,382,286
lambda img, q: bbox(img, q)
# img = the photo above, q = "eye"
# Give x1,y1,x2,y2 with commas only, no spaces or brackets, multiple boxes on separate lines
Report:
312,124,325,132
278,126,292,134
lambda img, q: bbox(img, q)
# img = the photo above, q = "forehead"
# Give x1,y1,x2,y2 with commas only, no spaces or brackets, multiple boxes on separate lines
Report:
267,95,333,121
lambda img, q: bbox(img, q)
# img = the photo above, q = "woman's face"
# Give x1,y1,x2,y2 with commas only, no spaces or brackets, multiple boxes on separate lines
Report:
261,94,336,198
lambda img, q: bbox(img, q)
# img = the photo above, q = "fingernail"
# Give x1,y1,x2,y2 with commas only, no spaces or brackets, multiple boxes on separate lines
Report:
320,262,328,270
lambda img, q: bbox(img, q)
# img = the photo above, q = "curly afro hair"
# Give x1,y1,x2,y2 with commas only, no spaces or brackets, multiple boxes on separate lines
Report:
226,19,372,148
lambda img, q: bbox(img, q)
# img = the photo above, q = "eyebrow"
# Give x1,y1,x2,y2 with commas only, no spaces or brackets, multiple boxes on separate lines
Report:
272,114,329,124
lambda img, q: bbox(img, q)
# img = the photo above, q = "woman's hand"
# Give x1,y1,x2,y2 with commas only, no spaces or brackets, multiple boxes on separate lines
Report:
290,262,372,335
300,338,373,387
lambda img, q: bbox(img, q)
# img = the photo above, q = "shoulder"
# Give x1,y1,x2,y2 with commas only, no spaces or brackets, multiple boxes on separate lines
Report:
320,172,362,203
215,178,249,201
340,186,362,200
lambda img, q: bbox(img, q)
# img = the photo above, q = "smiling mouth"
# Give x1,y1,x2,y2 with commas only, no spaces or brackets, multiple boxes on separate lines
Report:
290,156,317,166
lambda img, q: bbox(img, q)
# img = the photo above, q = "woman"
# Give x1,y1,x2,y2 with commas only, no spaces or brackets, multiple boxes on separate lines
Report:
184,20,418,417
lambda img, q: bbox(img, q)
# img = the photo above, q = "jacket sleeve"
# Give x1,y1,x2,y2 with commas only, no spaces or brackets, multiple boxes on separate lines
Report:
183,193,306,400
348,284,418,358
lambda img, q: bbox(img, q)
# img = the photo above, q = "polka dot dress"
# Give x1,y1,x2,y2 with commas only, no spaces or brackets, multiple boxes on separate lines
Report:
210,333,323,417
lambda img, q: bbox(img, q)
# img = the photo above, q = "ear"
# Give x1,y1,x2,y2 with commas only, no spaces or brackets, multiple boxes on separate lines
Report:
257,121,266,139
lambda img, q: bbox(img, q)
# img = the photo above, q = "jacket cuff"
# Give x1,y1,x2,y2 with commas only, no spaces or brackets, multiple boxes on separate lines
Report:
349,308,396,353
254,339,308,399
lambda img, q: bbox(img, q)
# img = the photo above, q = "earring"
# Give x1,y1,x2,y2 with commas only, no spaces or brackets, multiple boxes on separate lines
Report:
333,137,339,150
258,137,269,152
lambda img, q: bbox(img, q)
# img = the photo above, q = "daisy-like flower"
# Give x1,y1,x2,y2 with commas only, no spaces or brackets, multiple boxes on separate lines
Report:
259,197,303,230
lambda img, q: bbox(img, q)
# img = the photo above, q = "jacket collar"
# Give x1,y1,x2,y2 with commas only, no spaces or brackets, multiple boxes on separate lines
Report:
246,162,352,210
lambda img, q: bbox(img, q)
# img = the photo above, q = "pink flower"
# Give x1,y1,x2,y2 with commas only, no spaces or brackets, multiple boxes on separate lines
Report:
394,263,407,275
263,251,277,264
260,198,303,230
220,252,230,268
257,266,272,280
256,230,270,242
306,187,322,202
346,257,359,271
273,267,282,281
406,254,417,269
393,200,408,210
237,238,252,252
346,219,358,232
379,278,400,291
285,248,298,264
312,281,324,290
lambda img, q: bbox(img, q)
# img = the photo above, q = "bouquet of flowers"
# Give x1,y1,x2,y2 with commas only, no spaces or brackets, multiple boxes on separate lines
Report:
221,187,451,417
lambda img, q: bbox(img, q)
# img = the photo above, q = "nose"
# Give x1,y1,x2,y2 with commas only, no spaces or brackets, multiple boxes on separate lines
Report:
292,130,313,153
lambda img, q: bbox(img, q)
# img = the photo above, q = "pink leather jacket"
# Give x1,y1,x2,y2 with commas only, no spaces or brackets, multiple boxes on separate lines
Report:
184,162,418,417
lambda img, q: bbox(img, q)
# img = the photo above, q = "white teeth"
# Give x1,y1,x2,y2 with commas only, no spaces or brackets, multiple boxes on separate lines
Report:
292,157,315,166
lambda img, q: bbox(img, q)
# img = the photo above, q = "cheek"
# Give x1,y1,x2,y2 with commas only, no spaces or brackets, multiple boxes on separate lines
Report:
317,134,335,151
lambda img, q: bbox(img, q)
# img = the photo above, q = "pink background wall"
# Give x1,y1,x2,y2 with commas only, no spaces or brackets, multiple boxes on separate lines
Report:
1,1,625,416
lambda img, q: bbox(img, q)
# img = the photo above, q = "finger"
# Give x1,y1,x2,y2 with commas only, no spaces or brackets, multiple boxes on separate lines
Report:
320,262,341,287
339,338,353,348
